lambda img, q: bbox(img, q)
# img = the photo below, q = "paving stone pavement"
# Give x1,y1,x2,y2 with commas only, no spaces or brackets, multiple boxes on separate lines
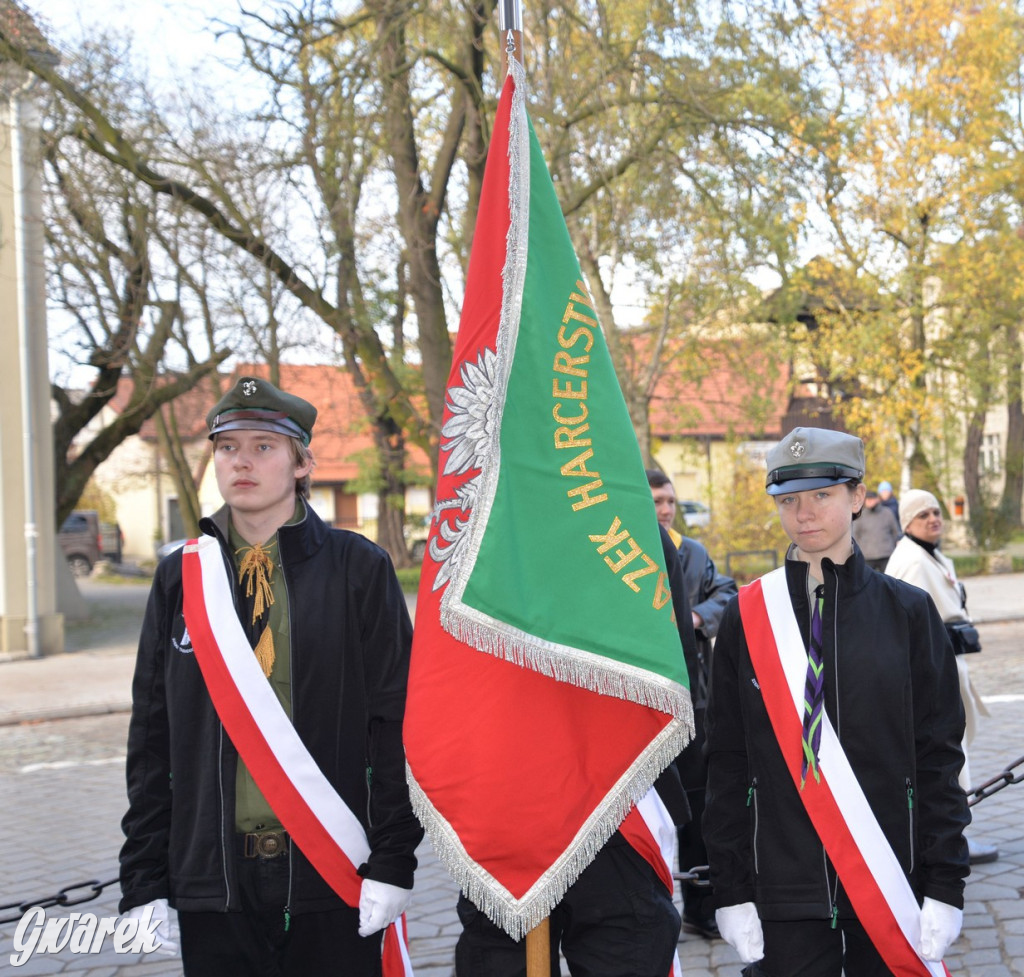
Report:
0,584,1021,975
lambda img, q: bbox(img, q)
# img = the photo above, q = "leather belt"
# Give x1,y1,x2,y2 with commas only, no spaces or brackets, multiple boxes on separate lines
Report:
242,829,289,858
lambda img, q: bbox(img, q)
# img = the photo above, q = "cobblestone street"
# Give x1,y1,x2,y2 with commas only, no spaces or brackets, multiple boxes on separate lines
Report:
0,611,1021,975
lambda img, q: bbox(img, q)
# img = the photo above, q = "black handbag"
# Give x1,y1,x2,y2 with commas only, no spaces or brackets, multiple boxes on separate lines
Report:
946,620,982,655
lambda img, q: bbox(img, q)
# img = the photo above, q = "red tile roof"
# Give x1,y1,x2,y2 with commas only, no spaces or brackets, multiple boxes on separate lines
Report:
648,339,792,440
106,364,430,484
0,2,53,56
101,340,787,489
229,364,378,482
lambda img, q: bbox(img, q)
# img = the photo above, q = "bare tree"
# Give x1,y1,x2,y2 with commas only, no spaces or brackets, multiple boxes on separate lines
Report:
8,1,830,559
43,92,231,523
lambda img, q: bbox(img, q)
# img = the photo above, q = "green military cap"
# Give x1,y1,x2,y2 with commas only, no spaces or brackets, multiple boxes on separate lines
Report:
206,376,317,446
765,426,864,496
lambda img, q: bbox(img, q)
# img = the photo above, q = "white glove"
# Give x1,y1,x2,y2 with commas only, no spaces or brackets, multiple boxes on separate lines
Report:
715,902,764,964
919,897,962,961
122,897,180,956
358,878,411,937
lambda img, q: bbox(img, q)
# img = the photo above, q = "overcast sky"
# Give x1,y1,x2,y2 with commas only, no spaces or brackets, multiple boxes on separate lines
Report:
28,0,242,84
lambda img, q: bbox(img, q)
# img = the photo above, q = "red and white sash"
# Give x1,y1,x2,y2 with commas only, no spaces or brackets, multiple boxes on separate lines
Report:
739,568,950,977
620,789,683,977
181,534,414,977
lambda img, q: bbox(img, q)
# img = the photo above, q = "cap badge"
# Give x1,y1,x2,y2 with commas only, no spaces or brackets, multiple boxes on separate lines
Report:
242,380,258,397
789,441,806,459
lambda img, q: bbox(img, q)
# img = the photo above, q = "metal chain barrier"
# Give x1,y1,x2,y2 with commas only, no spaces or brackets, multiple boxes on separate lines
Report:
673,865,711,887
2,757,1019,926
968,754,1024,807
0,877,118,926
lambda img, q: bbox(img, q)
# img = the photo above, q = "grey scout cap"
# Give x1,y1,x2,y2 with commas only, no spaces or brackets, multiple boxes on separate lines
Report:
207,376,317,446
765,427,865,496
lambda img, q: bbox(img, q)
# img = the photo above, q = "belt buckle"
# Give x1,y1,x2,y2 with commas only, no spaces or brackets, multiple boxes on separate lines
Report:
244,830,287,858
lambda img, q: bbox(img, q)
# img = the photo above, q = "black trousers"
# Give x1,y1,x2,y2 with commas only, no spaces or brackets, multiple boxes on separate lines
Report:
677,787,711,918
177,848,381,977
676,707,713,919
742,918,892,977
455,835,680,977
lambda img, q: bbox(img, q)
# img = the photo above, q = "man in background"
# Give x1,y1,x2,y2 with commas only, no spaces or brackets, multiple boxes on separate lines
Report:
877,480,900,525
852,489,902,570
647,469,737,940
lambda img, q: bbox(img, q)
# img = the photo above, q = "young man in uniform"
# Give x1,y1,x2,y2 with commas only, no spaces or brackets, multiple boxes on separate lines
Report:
704,427,969,976
119,376,423,975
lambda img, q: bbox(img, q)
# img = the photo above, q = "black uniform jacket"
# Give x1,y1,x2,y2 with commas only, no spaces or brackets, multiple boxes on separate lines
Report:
674,535,737,792
119,505,423,914
653,525,698,827
703,545,970,920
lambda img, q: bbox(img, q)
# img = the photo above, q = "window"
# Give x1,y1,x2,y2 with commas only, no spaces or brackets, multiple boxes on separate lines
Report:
981,433,1002,475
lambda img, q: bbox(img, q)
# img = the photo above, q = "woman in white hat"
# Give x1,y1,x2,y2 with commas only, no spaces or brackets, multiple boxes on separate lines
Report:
885,489,997,865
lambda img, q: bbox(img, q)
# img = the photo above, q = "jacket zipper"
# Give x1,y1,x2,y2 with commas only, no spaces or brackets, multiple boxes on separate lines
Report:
820,845,839,928
747,777,759,874
218,728,230,910
218,538,236,911
824,567,840,925
366,765,374,825
827,566,840,747
906,777,915,873
282,549,295,932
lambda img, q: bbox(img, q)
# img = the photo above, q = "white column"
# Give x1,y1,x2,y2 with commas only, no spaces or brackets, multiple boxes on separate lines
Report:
0,64,63,655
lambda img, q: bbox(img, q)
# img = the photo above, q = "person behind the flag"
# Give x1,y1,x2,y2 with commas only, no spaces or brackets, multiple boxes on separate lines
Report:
453,525,697,977
647,468,736,940
119,375,423,976
703,427,970,976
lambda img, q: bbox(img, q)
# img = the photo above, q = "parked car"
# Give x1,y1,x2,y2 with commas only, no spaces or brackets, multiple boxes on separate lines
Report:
404,514,431,561
679,500,711,529
100,521,124,563
58,510,102,577
58,510,125,575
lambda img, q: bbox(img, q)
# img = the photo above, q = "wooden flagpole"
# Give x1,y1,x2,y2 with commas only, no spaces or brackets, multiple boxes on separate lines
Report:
497,3,552,970
525,917,552,977
499,4,549,975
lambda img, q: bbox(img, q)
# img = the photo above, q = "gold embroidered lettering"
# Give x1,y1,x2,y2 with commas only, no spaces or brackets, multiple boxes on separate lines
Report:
557,323,594,352
569,480,608,510
562,301,598,330
622,553,659,592
553,350,590,377
552,378,588,400
653,571,673,610
560,449,600,479
589,518,629,553
554,424,592,450
603,537,642,573
552,403,588,426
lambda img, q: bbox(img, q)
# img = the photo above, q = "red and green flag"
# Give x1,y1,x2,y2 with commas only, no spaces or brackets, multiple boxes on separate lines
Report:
404,61,693,939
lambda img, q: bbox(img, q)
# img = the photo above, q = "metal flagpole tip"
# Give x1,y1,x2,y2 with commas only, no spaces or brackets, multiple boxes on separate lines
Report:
498,0,523,72
498,0,523,31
